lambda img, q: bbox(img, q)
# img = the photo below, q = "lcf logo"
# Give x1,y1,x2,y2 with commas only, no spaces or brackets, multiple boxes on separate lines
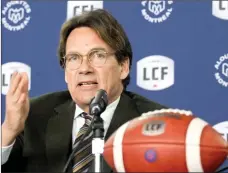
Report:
2,62,31,95
137,55,175,91
212,0,228,20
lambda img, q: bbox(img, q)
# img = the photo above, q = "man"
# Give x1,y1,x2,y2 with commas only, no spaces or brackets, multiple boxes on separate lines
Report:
1,9,166,172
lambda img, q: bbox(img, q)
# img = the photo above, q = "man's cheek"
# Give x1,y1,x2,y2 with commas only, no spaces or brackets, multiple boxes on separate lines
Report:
98,75,109,91
68,73,77,86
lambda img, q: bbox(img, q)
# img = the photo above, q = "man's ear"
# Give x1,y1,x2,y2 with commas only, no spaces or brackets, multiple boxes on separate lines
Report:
120,58,130,80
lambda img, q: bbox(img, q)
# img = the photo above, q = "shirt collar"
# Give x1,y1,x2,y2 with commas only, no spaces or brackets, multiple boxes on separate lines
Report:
100,96,120,124
74,104,84,119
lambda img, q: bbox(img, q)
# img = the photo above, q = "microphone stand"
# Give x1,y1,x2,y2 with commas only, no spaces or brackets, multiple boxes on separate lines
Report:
62,89,107,173
91,112,104,173
89,89,108,173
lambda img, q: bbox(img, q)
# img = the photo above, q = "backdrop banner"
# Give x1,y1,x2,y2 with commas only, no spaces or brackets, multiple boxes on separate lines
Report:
1,0,228,170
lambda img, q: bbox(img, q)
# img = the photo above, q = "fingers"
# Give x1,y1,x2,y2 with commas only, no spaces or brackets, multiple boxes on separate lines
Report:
17,92,28,104
13,73,29,102
20,72,29,92
7,72,29,103
8,71,22,94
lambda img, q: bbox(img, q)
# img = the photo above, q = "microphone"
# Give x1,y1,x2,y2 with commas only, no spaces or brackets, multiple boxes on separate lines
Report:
89,89,108,116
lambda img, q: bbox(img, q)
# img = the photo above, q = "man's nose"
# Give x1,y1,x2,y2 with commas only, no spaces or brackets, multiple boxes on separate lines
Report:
78,56,93,74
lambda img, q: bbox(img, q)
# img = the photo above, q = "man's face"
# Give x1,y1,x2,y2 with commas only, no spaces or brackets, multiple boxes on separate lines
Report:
65,27,129,111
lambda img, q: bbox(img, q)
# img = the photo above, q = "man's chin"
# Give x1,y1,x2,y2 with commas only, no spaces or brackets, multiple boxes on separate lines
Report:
78,95,96,105
71,89,97,105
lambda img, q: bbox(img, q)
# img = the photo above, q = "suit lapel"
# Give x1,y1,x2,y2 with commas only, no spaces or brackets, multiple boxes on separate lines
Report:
105,92,140,141
46,99,75,172
44,91,140,172
101,92,140,173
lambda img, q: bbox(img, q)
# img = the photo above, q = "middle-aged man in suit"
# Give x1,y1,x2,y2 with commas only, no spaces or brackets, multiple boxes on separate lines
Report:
1,9,167,172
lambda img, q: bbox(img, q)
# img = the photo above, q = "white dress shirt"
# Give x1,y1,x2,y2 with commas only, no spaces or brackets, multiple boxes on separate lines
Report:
1,96,120,165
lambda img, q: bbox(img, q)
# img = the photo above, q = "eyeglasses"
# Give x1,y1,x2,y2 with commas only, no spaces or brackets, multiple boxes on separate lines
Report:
63,49,115,70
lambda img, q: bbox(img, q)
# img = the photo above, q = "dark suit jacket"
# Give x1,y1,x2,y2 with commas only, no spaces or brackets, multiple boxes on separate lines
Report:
2,90,166,172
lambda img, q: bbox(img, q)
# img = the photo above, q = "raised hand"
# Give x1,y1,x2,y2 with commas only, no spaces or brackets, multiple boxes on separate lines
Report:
2,71,30,146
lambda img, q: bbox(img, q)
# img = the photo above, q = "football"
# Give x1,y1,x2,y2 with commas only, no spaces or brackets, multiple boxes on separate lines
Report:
103,109,228,172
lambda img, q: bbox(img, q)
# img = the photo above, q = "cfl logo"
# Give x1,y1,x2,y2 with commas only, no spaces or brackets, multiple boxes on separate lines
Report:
67,1,103,19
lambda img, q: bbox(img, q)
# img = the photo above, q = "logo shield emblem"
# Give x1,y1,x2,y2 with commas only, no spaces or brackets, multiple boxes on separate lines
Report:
148,1,166,16
141,0,173,23
2,1,31,31
8,8,24,24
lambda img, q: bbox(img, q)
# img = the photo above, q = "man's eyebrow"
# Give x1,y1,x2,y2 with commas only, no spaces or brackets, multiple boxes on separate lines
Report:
89,47,108,51
66,47,109,55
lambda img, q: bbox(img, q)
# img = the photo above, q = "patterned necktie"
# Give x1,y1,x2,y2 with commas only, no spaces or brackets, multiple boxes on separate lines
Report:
72,112,94,172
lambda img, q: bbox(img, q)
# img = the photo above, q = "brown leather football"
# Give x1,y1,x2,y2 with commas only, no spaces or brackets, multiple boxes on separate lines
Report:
103,109,228,172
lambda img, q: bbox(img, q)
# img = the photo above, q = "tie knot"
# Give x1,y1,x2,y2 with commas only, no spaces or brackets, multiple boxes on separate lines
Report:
80,112,93,125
